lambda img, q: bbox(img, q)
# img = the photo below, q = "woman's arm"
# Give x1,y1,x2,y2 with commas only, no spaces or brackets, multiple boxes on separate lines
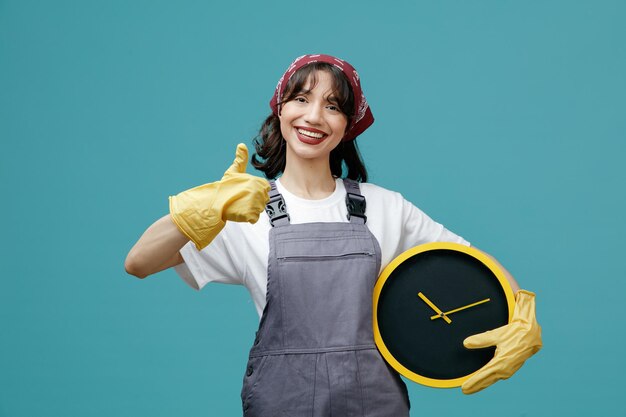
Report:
124,214,187,279
125,144,270,279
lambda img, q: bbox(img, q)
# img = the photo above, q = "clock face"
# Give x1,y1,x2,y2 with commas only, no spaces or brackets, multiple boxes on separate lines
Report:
373,243,515,388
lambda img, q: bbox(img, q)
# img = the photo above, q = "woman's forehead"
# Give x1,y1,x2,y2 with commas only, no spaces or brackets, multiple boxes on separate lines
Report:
299,70,338,95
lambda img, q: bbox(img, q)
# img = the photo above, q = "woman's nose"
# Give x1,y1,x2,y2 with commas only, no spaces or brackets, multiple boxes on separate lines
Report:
304,103,323,124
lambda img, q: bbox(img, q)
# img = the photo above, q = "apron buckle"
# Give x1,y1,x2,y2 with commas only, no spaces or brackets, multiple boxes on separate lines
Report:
266,195,290,226
346,192,367,223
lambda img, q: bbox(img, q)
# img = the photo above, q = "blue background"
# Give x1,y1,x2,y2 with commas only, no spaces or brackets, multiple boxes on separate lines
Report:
1,1,624,416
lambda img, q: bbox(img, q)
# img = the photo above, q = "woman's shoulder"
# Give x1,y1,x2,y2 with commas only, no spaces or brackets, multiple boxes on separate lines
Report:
354,181,411,218
357,181,404,202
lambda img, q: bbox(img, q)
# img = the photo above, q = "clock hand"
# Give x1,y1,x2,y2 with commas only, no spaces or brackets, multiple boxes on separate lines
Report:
430,298,491,320
418,292,452,324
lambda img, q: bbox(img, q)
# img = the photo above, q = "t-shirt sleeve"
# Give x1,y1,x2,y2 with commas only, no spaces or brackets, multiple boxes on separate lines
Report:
174,222,245,290
399,194,470,252
361,183,470,272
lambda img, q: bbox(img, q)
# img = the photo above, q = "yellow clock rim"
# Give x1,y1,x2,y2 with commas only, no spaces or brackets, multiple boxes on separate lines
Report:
372,242,516,388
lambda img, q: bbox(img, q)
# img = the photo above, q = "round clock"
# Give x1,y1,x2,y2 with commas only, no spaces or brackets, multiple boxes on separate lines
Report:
373,242,516,388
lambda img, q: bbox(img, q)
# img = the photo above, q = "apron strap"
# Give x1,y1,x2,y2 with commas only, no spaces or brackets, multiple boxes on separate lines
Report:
265,179,367,227
266,180,290,227
343,179,367,224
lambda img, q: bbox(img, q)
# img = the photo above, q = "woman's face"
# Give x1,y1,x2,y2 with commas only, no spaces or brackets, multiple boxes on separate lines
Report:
279,70,349,165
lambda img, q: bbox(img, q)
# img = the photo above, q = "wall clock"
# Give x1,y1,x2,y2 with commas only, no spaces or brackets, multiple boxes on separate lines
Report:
373,242,516,388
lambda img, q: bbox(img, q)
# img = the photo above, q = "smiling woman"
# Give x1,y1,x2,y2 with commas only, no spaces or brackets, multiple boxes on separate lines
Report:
251,58,368,185
125,53,541,416
278,71,349,185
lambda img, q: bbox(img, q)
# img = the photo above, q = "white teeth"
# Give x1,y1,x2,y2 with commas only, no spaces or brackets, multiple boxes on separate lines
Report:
297,128,325,139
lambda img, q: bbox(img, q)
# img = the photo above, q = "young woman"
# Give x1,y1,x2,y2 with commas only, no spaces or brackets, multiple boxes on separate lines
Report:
125,54,541,416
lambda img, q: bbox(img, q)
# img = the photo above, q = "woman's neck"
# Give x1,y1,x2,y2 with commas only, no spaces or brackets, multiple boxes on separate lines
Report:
281,156,337,200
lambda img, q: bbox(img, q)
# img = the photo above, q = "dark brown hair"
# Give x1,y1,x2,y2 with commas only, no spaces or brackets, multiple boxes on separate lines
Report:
251,63,368,182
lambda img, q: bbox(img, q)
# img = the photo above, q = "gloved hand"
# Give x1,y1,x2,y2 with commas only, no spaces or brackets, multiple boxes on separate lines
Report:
169,143,270,250
461,290,542,394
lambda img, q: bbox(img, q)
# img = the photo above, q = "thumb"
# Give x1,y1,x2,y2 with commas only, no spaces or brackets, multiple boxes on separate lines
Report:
224,143,249,175
463,325,508,350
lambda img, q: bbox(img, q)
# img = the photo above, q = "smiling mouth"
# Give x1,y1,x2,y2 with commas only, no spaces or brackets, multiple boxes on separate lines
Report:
297,128,326,139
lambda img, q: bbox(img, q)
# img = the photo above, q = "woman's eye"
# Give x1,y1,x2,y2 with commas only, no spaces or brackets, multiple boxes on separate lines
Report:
294,97,307,103
327,105,340,112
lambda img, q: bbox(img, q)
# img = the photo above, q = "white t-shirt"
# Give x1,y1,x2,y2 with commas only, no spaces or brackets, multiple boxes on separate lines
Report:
175,178,470,318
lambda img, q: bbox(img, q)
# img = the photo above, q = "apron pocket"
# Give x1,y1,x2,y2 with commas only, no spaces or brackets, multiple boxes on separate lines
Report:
357,349,411,414
277,251,377,348
241,355,269,412
277,251,374,262
276,235,376,260
243,354,316,416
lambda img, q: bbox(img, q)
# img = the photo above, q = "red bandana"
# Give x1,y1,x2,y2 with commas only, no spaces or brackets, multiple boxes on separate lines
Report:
269,54,374,141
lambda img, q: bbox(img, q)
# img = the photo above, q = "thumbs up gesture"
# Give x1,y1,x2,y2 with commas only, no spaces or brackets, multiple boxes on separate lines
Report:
169,144,270,250
220,144,271,223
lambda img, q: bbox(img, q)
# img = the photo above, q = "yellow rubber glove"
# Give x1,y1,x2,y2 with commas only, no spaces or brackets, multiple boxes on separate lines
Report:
461,290,542,394
169,143,270,250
